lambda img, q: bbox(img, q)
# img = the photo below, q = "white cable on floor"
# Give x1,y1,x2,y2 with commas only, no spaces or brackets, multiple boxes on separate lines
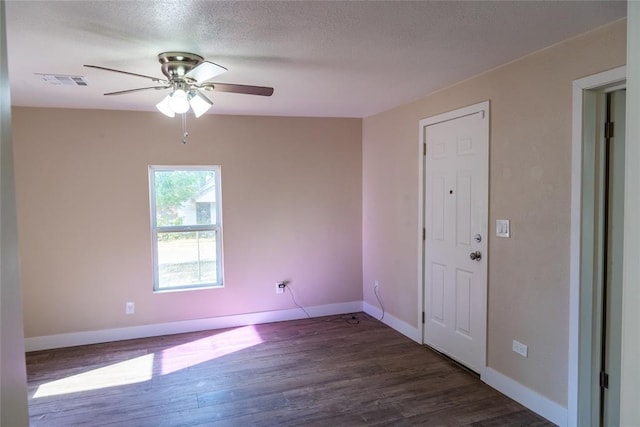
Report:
286,284,311,319
374,284,385,321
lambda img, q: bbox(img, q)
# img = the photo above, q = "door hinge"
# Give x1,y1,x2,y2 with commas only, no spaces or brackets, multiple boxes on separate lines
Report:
604,122,614,139
423,228,426,241
600,371,609,389
422,311,425,324
423,142,427,156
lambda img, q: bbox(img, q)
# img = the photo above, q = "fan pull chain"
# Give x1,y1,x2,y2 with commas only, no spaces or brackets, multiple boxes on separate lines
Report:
181,113,189,144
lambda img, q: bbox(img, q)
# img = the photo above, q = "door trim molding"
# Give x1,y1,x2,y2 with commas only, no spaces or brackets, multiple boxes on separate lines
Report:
569,65,626,427
417,100,489,380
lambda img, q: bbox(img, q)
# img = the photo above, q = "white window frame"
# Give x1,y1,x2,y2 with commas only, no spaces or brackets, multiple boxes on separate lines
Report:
148,165,224,292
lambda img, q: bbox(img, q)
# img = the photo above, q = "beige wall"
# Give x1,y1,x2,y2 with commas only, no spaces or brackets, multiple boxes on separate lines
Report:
12,110,362,338
362,20,626,406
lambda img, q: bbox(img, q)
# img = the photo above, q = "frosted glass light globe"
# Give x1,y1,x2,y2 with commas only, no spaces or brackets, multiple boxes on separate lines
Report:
168,89,189,114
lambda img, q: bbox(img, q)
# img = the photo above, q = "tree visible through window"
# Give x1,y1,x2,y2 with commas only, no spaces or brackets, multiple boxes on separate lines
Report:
149,166,223,291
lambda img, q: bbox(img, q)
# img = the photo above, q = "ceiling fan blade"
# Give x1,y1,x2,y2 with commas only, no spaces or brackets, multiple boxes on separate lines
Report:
185,61,228,83
200,83,274,96
84,65,169,84
104,86,171,96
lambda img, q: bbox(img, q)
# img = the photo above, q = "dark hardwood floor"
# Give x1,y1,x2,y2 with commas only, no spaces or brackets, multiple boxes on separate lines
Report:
26,313,554,426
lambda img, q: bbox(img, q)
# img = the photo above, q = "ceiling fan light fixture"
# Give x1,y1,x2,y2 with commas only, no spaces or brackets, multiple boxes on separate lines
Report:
189,90,213,118
86,52,274,123
168,89,190,114
156,94,175,117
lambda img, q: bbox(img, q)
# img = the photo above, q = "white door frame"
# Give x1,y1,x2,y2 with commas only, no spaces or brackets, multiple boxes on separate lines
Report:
418,100,489,380
569,66,626,427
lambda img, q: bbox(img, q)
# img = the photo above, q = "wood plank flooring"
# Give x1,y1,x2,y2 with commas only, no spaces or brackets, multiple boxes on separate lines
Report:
26,313,554,426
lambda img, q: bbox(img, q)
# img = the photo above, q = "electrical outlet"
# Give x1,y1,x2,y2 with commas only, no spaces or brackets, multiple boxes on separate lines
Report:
512,339,528,357
276,281,286,295
126,302,135,315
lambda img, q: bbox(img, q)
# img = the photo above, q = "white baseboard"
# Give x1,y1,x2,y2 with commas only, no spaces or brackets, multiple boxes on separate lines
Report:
25,300,364,352
363,301,422,343
484,367,567,427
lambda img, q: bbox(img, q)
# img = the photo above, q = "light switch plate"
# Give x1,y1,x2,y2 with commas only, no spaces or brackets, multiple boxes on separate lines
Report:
496,219,510,237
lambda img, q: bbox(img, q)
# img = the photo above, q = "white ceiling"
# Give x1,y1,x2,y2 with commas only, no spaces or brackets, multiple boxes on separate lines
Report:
5,1,627,118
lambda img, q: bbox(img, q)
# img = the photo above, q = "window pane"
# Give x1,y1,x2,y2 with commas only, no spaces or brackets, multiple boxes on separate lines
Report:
157,231,217,289
153,170,217,227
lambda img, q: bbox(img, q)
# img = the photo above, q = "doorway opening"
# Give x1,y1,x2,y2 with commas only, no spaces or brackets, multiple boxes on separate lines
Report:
569,66,625,427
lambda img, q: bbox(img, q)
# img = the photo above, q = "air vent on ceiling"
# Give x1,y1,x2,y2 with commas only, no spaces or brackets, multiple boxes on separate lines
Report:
36,73,88,86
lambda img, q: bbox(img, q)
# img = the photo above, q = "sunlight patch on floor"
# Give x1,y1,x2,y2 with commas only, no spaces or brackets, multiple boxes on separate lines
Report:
31,326,264,398
33,353,155,398
160,325,263,375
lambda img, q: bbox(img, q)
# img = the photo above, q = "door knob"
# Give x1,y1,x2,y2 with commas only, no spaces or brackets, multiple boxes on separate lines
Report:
470,251,482,261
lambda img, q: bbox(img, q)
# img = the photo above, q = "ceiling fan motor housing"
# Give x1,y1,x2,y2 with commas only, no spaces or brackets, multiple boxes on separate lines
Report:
158,52,204,81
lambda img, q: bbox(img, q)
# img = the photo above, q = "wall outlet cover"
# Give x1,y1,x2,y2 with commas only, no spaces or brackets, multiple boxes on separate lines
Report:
512,339,528,357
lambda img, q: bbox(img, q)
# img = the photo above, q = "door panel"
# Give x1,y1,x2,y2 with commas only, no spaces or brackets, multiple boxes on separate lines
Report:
455,268,472,337
431,263,446,324
601,89,625,427
423,105,489,374
457,173,472,245
433,177,446,240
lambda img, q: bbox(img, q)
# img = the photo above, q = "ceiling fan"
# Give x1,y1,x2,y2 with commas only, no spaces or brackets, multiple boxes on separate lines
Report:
84,52,274,118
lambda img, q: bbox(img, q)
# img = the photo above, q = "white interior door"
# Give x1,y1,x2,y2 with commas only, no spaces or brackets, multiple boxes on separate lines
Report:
422,102,488,374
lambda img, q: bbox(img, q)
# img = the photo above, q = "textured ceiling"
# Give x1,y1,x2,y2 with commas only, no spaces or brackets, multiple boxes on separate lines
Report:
5,1,627,118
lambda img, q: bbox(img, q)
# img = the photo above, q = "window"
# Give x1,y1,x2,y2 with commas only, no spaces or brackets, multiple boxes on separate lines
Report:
149,166,223,291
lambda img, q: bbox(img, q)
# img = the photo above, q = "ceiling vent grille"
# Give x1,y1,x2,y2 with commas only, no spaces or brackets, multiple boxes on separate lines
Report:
36,73,88,86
